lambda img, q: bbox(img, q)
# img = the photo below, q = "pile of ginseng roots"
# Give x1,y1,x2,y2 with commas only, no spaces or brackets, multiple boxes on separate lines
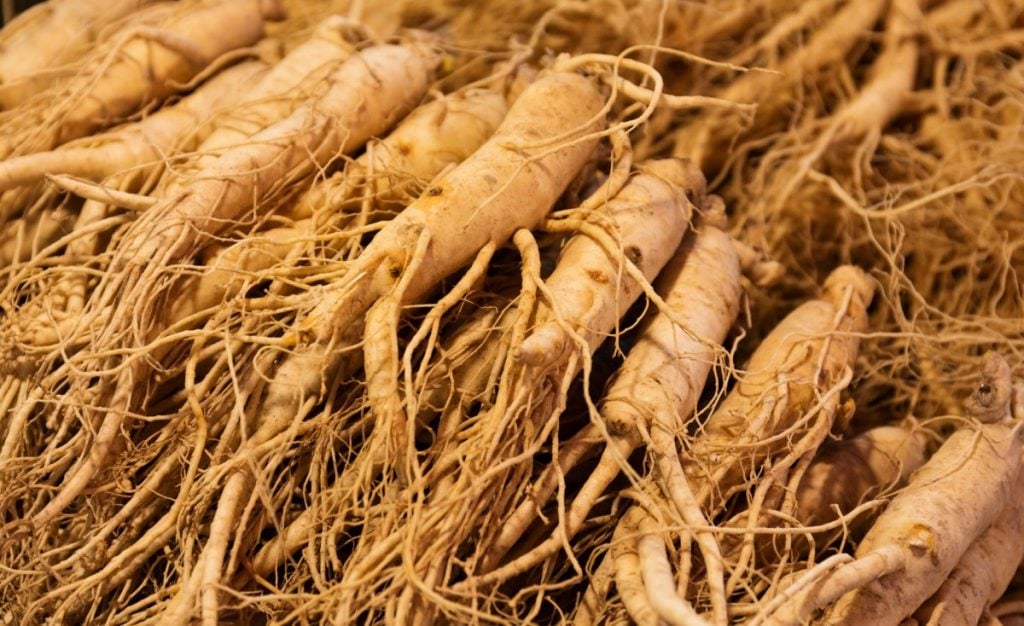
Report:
0,0,1023,624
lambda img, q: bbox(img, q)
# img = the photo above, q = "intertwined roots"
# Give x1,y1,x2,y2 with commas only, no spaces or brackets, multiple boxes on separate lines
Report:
0,0,1023,624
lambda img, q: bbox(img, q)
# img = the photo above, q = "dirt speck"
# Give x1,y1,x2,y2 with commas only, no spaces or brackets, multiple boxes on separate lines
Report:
625,245,643,267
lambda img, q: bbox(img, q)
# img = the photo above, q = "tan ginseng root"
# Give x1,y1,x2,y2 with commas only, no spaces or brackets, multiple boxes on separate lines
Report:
140,87,509,569
297,66,606,484
607,504,660,626
470,211,743,626
790,424,927,539
363,158,709,625
609,499,699,626
27,39,440,529
685,264,876,519
161,67,605,625
296,149,641,621
597,223,742,626
739,424,928,625
0,0,286,159
0,12,360,200
280,84,511,231
0,0,152,108
2,17,366,365
579,264,874,624
693,266,875,602
165,86,509,327
154,14,363,197
755,423,927,566
352,80,737,536
762,353,1024,626
0,57,268,232
912,454,1024,626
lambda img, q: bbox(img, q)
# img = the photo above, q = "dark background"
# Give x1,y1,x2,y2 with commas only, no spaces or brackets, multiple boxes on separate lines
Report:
3,0,46,27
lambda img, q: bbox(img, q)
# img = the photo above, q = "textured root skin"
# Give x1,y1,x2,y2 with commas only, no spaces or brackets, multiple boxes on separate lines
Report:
34,0,278,154
686,265,876,513
614,507,662,626
287,87,510,221
333,74,607,605
729,423,927,597
635,508,711,626
475,217,743,600
125,40,440,266
166,221,308,325
165,15,359,188
764,545,907,626
362,226,434,482
966,352,1016,423
599,220,741,438
765,403,1019,626
169,88,507,329
574,554,617,626
490,157,712,542
791,424,927,540
300,68,606,342
915,460,1024,626
606,222,742,626
0,60,266,195
0,0,150,108
823,415,1024,625
358,89,510,209
517,158,704,367
201,472,249,625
